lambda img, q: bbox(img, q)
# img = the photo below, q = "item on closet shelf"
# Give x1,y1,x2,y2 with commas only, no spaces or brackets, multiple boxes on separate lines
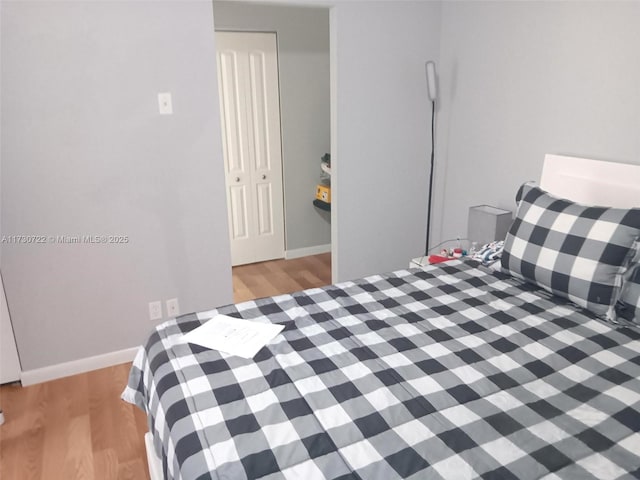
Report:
315,184,331,203
313,153,332,210
320,153,331,177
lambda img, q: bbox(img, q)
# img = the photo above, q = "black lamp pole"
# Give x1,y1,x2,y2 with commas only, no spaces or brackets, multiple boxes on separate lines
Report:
425,98,435,256
424,61,437,256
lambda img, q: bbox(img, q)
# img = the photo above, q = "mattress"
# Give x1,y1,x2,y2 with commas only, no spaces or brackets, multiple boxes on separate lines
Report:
122,260,640,479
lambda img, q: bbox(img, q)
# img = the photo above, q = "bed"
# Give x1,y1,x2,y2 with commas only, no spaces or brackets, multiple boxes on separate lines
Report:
123,154,640,480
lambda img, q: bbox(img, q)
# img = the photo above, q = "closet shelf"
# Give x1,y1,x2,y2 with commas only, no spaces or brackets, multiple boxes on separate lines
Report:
313,199,331,212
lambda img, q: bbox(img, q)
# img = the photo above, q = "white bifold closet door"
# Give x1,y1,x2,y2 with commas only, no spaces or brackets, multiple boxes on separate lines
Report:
216,31,285,266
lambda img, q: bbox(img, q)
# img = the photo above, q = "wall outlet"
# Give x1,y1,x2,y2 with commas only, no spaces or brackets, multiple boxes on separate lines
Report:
148,301,162,321
166,298,180,317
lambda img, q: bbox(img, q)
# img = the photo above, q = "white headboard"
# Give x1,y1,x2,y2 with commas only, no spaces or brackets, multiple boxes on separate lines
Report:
540,154,640,208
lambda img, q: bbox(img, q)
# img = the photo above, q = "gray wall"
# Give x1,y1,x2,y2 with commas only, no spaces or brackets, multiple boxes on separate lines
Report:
332,1,442,281
213,1,331,253
1,1,233,370
433,1,640,246
0,0,444,371
11,0,634,371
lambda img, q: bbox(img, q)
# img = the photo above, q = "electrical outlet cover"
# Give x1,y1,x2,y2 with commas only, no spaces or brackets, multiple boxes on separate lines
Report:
166,298,180,317
149,301,162,321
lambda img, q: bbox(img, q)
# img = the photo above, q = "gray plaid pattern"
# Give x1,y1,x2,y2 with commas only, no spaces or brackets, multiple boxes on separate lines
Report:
501,182,640,320
616,263,640,327
123,261,640,480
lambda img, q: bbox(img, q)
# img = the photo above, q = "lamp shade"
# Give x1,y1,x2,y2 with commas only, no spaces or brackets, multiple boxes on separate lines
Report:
467,205,513,247
426,61,437,101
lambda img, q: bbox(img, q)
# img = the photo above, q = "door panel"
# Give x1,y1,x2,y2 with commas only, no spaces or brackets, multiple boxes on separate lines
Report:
218,51,247,175
248,51,270,171
216,31,285,266
256,183,274,236
229,185,250,240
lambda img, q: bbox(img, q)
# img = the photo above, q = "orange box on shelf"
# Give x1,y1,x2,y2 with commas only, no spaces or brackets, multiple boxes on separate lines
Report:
315,184,331,203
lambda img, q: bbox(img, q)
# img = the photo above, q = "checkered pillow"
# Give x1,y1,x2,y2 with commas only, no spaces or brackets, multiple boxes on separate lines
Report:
615,263,640,326
501,182,640,320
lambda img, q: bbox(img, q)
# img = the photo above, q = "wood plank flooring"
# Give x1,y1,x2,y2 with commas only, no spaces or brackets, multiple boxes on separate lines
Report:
0,253,331,480
232,252,331,303
0,363,149,480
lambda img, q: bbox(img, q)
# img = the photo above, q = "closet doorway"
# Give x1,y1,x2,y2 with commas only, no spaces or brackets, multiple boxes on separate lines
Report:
216,31,285,266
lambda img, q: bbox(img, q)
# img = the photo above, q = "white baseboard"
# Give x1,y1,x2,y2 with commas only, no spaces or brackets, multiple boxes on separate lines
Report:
285,244,331,260
20,346,140,386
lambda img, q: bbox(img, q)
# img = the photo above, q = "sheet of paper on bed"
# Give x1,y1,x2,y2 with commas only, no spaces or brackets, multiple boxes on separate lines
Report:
182,315,285,359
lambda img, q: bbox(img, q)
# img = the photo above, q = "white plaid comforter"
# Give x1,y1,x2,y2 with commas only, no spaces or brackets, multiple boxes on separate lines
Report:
122,260,640,480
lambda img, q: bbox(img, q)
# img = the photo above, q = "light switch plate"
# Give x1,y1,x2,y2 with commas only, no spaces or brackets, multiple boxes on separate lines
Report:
158,92,173,115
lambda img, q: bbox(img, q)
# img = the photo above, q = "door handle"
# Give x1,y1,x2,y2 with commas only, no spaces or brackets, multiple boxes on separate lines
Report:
235,177,240,182
262,174,267,180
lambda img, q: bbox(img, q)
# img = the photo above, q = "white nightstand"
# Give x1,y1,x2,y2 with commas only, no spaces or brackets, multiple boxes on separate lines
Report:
409,256,430,268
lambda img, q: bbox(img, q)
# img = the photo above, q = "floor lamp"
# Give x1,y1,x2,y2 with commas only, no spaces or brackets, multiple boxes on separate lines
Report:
424,61,437,255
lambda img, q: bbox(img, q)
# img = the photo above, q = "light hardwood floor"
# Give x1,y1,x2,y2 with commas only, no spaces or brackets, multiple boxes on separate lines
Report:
0,253,331,480
232,252,331,303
